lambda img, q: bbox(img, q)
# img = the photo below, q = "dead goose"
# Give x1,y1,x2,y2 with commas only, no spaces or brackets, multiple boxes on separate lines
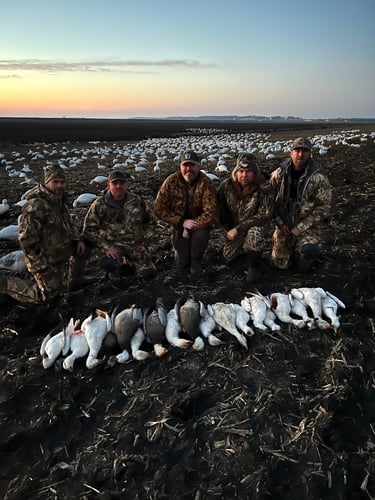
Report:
82,309,112,369
63,321,89,372
110,305,148,364
269,293,306,329
40,318,75,369
290,288,331,330
199,302,223,346
143,297,168,357
241,291,281,331
321,291,346,332
165,305,193,349
207,302,250,349
177,294,206,351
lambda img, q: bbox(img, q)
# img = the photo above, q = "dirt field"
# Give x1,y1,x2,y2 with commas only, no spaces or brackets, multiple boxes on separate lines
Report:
0,120,374,499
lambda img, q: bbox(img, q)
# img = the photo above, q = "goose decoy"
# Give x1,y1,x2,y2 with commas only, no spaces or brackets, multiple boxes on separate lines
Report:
72,193,98,208
269,293,306,328
207,302,249,349
143,297,168,357
82,309,112,369
177,294,205,351
165,305,192,349
0,249,27,274
321,291,346,332
40,318,75,369
0,224,18,241
0,199,10,216
63,321,89,372
290,288,331,330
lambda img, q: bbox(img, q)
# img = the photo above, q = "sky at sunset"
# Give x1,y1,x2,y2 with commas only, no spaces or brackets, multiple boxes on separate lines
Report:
1,0,374,119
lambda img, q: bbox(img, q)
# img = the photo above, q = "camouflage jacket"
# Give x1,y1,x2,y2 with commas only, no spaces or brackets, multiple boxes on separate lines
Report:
154,171,219,229
83,189,152,253
270,158,332,232
18,184,79,273
217,169,273,235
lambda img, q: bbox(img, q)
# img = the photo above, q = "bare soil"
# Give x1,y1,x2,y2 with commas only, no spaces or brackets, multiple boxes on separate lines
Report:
0,121,374,500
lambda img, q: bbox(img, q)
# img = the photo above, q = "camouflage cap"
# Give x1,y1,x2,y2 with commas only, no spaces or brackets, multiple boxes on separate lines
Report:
44,164,66,183
235,153,258,171
291,137,312,151
108,170,132,182
180,150,200,165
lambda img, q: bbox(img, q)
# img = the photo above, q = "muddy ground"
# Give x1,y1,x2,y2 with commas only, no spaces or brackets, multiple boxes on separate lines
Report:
0,121,374,500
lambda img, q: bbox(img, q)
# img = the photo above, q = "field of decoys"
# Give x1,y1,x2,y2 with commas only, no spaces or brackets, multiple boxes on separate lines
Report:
1,119,375,499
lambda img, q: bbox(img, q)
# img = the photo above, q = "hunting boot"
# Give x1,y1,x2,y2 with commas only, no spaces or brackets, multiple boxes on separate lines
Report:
297,243,320,273
246,251,262,284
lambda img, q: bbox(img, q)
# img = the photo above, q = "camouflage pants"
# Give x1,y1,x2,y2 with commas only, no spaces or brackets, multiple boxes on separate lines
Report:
223,226,268,262
271,226,320,269
172,227,210,269
3,262,66,304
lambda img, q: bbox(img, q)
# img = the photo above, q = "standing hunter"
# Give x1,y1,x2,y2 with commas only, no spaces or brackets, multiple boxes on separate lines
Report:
270,137,332,272
0,164,86,304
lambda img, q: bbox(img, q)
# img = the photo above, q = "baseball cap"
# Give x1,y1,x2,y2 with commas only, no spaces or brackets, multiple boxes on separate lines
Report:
291,137,312,151
236,153,257,171
108,170,132,182
180,150,200,165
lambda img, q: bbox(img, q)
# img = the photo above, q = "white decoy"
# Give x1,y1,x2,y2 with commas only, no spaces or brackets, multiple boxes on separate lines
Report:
89,175,107,185
63,322,89,372
321,291,346,332
269,293,306,328
143,297,168,357
82,309,112,369
0,224,18,241
0,199,10,215
0,250,26,274
165,306,192,349
40,318,75,369
72,193,98,208
207,302,248,349
290,288,331,330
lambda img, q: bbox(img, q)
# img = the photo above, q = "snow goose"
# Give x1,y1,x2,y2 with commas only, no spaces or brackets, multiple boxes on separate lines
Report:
207,302,249,349
290,288,331,330
269,293,306,328
62,321,89,372
321,291,346,332
241,291,280,331
40,318,75,369
177,294,206,350
199,302,223,346
82,309,112,369
165,305,193,349
110,304,148,364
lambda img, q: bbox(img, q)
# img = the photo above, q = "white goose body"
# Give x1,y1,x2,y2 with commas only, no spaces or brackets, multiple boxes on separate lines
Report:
199,302,223,346
0,199,10,215
165,307,192,348
130,327,149,360
270,293,306,328
208,302,248,349
72,193,98,208
63,323,89,372
0,224,18,241
82,309,112,369
241,293,281,331
290,288,331,330
321,291,346,332
40,318,75,369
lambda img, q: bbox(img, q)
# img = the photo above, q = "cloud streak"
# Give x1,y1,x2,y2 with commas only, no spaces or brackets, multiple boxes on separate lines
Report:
0,58,218,74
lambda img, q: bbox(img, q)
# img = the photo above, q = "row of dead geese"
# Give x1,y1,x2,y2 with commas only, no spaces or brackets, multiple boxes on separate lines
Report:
40,287,346,371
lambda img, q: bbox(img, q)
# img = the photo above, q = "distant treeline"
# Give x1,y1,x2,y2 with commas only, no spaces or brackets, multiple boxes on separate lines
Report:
0,117,374,145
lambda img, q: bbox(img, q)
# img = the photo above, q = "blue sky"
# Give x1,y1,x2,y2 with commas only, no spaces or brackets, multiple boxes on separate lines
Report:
1,0,374,118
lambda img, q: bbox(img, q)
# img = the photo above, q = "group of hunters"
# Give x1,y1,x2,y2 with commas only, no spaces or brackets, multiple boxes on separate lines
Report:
0,137,332,306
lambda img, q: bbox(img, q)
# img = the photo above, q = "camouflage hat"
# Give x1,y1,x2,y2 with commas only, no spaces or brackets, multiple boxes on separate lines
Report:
291,137,312,151
44,164,66,183
108,170,132,182
235,153,258,171
180,150,200,165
